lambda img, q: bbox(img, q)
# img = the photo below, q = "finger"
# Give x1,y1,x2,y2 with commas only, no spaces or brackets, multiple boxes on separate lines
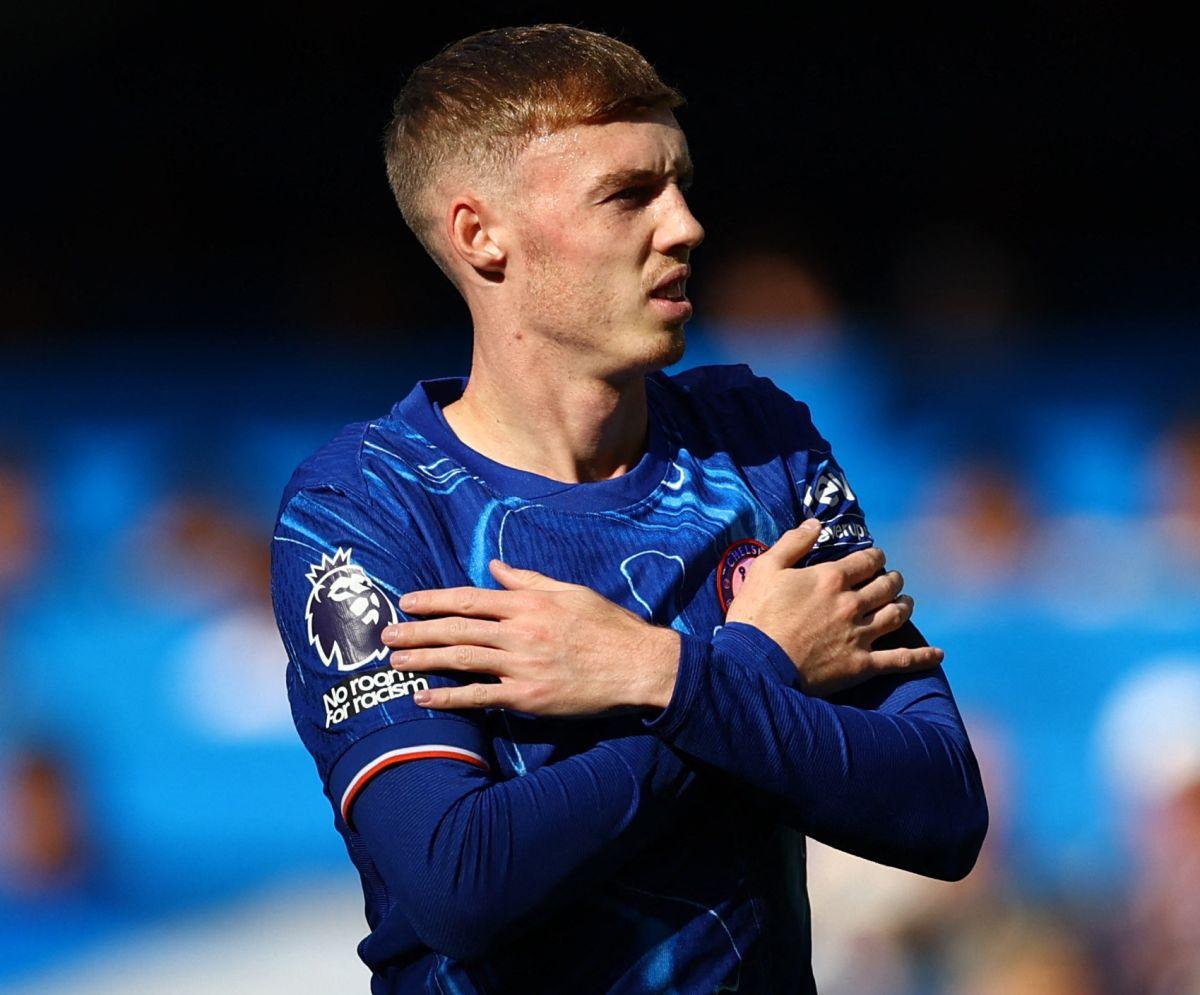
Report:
860,594,914,640
760,519,823,567
865,643,944,675
390,643,507,674
854,570,905,614
835,546,887,586
414,679,511,711
399,586,525,619
382,616,506,649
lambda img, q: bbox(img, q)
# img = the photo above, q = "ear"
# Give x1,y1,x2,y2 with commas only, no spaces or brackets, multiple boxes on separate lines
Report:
447,195,507,276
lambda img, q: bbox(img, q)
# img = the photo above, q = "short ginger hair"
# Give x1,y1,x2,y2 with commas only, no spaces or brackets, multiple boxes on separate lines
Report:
383,24,685,283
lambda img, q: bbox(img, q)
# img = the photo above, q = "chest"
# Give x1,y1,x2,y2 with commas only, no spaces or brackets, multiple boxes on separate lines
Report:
412,454,798,780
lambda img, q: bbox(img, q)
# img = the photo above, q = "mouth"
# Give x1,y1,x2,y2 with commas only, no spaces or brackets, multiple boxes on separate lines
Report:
649,265,691,302
650,278,687,302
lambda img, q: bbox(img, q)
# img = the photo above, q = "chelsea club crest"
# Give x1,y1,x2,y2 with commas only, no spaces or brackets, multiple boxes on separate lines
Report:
716,537,769,615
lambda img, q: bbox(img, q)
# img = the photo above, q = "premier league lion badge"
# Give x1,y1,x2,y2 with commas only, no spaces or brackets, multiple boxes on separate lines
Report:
716,537,769,615
305,547,398,672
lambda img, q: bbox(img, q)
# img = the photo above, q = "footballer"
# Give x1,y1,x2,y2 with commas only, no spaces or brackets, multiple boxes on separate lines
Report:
270,23,987,994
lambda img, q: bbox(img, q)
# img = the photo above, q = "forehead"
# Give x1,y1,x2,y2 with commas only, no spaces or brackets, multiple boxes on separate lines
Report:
515,111,691,193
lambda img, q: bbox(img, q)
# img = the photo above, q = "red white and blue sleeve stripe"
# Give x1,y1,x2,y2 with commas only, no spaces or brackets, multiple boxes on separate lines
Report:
328,716,491,830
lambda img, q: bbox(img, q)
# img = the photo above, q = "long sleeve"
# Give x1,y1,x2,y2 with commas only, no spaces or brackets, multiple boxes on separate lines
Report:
641,621,988,881
274,480,707,967
353,724,697,963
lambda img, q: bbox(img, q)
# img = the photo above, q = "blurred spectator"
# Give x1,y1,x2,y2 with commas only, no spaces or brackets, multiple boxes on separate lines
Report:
809,714,1035,995
1096,658,1200,994
1148,415,1200,578
0,748,86,896
945,909,1102,995
0,447,45,759
885,226,1030,491
2,487,334,912
702,245,843,345
120,494,271,611
893,224,1023,349
121,492,293,742
892,456,1040,605
0,447,42,599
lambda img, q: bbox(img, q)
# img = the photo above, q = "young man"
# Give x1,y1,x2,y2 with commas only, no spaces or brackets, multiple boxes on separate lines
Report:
270,24,987,994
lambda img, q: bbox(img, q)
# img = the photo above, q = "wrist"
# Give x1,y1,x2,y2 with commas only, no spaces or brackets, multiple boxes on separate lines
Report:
635,625,681,709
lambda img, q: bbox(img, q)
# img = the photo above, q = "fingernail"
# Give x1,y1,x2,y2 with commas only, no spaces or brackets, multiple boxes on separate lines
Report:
399,594,415,609
414,691,431,705
391,652,410,666
382,626,400,642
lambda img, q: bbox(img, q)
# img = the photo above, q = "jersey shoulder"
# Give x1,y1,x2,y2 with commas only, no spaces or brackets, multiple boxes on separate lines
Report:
653,362,831,456
277,419,375,518
269,417,491,826
274,414,433,532
658,360,768,402
656,362,871,561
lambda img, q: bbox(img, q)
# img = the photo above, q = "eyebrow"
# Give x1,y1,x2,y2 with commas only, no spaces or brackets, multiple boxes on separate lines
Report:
590,153,695,197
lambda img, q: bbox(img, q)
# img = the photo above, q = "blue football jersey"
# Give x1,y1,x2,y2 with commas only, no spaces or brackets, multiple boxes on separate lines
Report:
270,362,873,993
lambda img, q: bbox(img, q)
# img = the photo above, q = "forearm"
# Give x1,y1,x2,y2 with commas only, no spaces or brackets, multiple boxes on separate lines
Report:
640,624,988,880
355,729,695,961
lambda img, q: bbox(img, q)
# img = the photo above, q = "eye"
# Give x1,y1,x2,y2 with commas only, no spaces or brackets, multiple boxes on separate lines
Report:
611,185,654,204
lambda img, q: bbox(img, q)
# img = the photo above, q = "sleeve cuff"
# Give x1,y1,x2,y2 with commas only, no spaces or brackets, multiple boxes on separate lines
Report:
640,631,710,741
712,621,797,686
329,717,491,830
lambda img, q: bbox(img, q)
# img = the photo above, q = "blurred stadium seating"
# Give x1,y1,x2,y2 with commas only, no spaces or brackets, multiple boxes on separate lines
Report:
2,316,1197,993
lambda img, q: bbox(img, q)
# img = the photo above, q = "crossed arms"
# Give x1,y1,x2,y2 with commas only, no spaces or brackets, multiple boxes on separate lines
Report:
351,526,988,961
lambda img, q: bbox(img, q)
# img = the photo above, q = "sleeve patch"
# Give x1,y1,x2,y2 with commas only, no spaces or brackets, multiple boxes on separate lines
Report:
305,547,398,672
323,667,430,728
801,466,856,515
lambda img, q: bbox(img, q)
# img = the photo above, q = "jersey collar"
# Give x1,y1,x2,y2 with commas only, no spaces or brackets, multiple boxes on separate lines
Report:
392,374,675,514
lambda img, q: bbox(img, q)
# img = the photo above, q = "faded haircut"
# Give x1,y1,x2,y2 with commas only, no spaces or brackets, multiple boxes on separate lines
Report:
383,24,684,285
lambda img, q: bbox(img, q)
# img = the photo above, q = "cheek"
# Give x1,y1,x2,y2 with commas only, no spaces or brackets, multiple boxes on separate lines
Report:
522,224,574,289
529,211,587,260
525,223,590,286
520,216,639,319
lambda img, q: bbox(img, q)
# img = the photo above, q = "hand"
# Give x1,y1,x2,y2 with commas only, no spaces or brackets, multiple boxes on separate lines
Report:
379,560,682,716
724,519,944,696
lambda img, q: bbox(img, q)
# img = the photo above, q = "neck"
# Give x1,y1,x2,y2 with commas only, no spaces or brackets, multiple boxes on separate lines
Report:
441,327,653,485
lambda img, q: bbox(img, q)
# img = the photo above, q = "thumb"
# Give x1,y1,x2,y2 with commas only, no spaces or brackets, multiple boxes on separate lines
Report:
762,518,823,567
489,558,573,590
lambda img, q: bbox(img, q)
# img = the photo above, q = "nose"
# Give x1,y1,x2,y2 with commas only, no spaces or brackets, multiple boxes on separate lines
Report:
655,186,705,254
